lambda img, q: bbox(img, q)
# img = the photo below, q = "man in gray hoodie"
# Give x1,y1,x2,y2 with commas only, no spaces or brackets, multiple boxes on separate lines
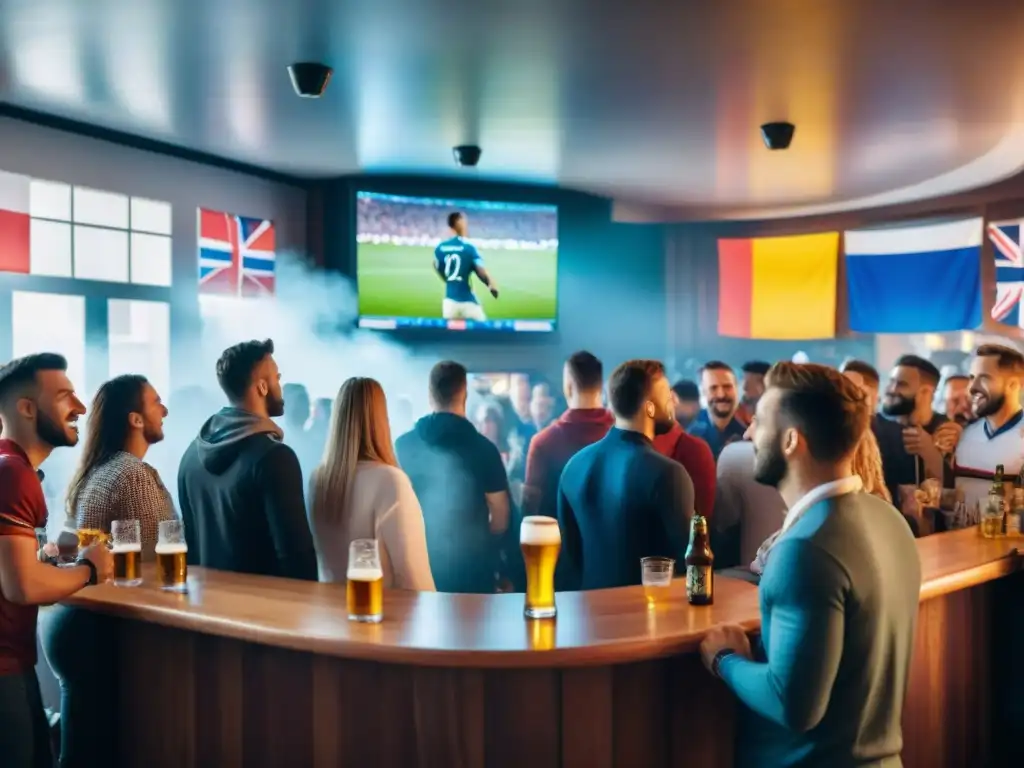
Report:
177,339,317,581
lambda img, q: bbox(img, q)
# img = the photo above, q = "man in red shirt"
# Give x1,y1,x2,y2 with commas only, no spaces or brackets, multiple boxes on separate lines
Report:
652,423,717,520
0,353,111,768
523,351,614,520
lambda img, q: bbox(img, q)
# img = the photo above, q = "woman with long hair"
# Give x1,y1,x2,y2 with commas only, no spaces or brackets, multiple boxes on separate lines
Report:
309,377,434,590
41,374,176,768
64,374,176,553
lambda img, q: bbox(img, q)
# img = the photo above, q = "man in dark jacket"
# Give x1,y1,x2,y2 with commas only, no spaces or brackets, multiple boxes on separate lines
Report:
396,361,510,593
177,339,317,581
558,359,695,590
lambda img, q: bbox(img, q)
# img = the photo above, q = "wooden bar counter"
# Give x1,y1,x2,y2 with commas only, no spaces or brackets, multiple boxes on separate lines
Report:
63,528,1020,768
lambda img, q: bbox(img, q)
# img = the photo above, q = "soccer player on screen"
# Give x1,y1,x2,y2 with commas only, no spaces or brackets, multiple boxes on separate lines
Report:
434,212,499,321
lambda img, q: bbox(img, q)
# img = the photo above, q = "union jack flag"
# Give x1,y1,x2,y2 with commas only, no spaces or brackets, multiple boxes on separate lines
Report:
988,220,1024,327
198,208,276,297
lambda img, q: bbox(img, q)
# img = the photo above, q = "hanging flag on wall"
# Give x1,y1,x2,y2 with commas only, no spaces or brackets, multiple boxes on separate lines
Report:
845,218,982,333
988,219,1024,328
717,232,839,339
198,208,276,297
0,170,31,274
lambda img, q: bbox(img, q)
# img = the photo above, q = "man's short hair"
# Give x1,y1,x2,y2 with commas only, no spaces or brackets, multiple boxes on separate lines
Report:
216,339,274,403
839,359,880,386
447,212,464,229
608,360,666,420
893,354,941,388
943,374,969,387
699,360,734,378
565,351,603,392
672,379,700,402
975,344,1024,374
0,353,68,407
429,360,468,407
766,362,870,463
741,360,771,376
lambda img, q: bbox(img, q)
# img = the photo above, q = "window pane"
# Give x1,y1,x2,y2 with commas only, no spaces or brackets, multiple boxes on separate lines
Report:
73,187,128,229
28,219,72,277
30,179,71,220
108,299,170,399
129,233,172,286
130,197,172,235
11,291,86,396
73,225,129,282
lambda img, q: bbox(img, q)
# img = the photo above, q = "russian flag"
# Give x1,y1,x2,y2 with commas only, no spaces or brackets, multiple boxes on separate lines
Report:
844,218,983,333
0,170,31,274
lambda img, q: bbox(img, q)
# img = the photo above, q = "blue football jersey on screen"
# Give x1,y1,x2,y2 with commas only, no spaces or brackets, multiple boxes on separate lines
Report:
433,237,483,303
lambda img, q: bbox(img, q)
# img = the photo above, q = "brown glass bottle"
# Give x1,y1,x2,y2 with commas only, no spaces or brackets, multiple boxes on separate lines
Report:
685,515,714,605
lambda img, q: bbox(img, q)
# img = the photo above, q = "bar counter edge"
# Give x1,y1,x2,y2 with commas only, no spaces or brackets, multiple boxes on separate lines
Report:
57,529,1022,768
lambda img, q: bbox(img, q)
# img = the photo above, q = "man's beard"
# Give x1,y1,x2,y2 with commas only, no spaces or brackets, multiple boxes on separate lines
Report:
753,433,788,488
882,395,915,417
973,392,1005,420
654,414,675,436
143,422,164,445
709,398,735,418
36,410,76,448
267,393,285,419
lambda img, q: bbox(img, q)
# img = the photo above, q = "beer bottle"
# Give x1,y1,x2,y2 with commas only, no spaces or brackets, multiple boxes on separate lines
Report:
685,515,714,606
991,464,1006,535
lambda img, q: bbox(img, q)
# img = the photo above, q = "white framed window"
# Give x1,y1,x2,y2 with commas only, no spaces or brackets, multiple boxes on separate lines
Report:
11,291,87,393
11,172,173,286
108,298,171,397
74,225,129,283
72,187,129,229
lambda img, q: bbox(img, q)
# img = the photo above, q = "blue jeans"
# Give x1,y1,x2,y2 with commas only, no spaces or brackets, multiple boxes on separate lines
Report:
38,605,117,768
0,669,52,768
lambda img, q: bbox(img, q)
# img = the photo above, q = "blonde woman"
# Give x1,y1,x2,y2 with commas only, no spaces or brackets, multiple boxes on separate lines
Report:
309,378,435,590
751,428,891,576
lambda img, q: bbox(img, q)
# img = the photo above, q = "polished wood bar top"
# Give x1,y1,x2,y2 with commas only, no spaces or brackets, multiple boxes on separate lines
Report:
64,528,1020,668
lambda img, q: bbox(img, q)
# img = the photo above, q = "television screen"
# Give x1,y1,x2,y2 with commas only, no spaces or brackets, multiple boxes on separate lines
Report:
356,192,558,331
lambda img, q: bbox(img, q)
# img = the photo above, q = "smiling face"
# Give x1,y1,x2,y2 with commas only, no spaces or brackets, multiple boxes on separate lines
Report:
31,368,86,448
701,367,738,420
969,356,1015,419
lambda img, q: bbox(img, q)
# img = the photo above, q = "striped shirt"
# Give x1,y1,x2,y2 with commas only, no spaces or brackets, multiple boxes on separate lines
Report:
73,451,177,559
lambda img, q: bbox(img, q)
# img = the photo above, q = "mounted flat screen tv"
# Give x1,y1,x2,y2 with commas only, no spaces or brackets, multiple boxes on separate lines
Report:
356,192,558,331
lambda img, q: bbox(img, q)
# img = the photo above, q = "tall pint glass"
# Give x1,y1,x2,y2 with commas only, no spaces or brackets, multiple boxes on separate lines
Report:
156,520,188,592
520,516,561,619
347,539,384,623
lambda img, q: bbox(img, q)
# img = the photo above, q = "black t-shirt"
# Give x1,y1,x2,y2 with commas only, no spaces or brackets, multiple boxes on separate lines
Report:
874,412,949,505
395,413,509,593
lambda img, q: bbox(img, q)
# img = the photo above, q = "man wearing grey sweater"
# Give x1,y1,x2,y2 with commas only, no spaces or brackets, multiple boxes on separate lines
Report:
701,363,921,767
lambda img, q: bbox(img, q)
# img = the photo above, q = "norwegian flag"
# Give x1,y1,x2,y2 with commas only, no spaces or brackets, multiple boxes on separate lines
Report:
198,208,276,297
988,220,1024,327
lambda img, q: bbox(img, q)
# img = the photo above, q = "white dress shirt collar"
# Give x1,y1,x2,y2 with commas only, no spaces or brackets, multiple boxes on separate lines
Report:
780,475,864,535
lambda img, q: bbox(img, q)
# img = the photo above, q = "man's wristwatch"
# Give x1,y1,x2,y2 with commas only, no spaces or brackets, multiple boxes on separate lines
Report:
711,648,737,678
75,557,99,586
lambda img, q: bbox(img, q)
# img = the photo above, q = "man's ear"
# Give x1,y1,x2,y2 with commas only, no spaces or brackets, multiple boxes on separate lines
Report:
15,397,36,421
781,426,800,457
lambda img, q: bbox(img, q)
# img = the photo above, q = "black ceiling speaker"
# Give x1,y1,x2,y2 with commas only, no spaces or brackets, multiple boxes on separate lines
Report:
287,62,333,98
760,122,795,150
453,145,482,167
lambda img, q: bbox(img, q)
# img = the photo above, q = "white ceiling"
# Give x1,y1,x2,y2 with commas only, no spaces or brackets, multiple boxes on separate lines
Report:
2,0,1024,220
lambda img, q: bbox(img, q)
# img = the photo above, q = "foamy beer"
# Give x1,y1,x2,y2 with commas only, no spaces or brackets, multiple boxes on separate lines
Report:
521,516,561,619
156,519,188,592
111,519,143,587
347,539,383,623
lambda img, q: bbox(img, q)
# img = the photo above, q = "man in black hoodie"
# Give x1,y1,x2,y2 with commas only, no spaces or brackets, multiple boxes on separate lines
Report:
396,361,510,593
177,339,317,581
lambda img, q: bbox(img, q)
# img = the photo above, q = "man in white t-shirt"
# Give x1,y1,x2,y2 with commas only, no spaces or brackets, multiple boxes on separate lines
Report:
954,344,1024,510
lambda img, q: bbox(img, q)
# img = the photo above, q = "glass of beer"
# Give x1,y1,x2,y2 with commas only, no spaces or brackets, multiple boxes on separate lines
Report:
111,520,143,587
156,520,188,592
521,516,561,619
76,528,108,550
641,556,674,607
346,539,383,623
